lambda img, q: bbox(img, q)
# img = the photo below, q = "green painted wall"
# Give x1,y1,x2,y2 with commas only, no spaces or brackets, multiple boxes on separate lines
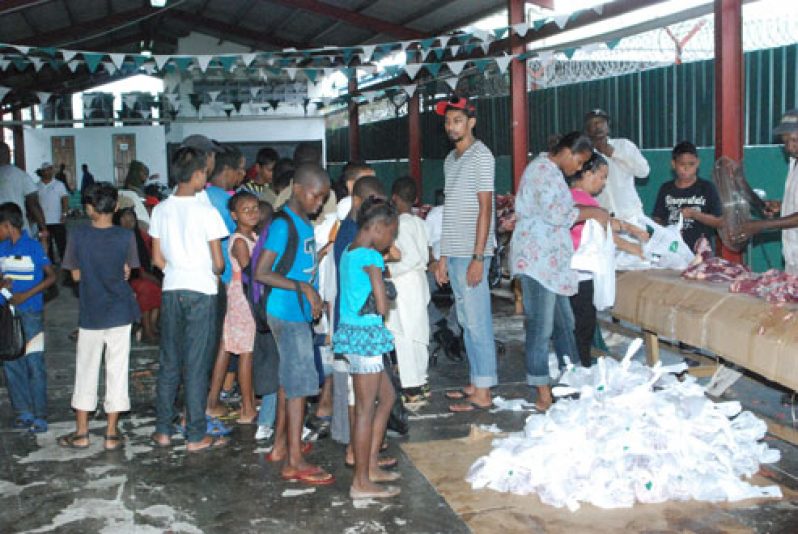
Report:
328,144,791,273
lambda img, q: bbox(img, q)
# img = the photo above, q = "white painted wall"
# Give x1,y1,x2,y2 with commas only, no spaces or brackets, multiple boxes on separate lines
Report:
166,117,327,164
23,125,168,185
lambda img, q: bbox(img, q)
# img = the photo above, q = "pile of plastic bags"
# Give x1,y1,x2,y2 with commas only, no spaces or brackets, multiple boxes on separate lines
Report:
466,352,782,511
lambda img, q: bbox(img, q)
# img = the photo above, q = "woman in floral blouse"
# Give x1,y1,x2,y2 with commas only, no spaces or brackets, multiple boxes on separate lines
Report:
510,132,609,411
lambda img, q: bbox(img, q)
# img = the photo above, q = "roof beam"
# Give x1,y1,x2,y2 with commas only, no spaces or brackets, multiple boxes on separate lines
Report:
10,5,162,48
169,10,303,50
262,0,424,40
311,0,381,44
0,0,52,17
62,0,75,26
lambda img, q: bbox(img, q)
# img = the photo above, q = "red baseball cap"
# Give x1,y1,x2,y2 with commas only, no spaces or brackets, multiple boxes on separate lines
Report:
435,96,476,117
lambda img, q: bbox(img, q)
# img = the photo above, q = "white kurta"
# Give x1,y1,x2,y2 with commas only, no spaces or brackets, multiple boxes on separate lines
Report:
595,138,650,223
781,157,798,274
386,213,431,388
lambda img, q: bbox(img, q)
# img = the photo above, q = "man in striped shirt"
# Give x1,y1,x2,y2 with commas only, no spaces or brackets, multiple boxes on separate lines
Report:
433,97,498,412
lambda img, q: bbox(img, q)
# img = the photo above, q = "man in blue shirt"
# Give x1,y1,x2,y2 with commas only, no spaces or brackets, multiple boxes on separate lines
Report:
0,202,56,433
257,163,333,486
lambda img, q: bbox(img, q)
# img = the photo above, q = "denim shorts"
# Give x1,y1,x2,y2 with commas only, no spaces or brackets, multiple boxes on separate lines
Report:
347,354,384,375
267,315,320,399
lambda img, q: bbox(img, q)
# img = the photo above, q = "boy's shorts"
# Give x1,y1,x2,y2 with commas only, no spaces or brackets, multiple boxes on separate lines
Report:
267,314,319,399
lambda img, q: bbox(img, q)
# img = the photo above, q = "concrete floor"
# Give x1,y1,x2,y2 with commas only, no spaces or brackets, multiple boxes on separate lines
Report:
1,284,797,533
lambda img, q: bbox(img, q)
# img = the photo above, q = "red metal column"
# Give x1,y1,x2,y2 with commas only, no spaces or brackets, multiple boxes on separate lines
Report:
12,108,25,170
408,91,422,198
509,0,529,192
348,76,360,162
714,0,744,263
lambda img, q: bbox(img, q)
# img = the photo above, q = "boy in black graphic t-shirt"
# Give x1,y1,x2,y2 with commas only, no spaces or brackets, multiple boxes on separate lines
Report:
652,141,723,251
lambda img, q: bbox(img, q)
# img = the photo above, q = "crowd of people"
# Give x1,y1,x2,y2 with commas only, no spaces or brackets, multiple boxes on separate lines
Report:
2,99,798,499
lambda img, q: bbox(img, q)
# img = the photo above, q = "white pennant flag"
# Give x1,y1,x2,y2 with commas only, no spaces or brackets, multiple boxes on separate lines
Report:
444,77,459,91
139,109,151,119
207,91,221,102
0,60,9,71
109,53,126,70
249,87,260,100
553,14,569,29
538,50,555,65
439,35,452,48
450,44,460,57
481,42,492,55
399,41,412,51
580,43,601,54
37,92,51,104
447,60,467,76
242,53,257,66
62,50,77,62
285,68,297,81
404,63,423,80
360,45,376,62
402,84,417,98
513,23,529,37
14,45,29,54
154,55,170,71
196,55,213,72
0,87,10,102
67,60,80,73
593,5,604,15
30,57,45,72
103,61,117,74
472,29,489,42
141,63,156,75
495,55,513,73
123,95,138,109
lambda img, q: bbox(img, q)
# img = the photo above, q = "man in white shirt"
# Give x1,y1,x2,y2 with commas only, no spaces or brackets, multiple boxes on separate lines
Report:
36,162,69,263
584,109,650,223
739,109,798,273
0,141,48,243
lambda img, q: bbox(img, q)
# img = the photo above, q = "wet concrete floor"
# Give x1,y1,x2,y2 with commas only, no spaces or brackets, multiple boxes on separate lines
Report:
1,284,797,533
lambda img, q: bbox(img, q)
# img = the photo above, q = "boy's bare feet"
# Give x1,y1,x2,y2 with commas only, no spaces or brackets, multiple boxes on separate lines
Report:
350,481,401,499
186,435,228,453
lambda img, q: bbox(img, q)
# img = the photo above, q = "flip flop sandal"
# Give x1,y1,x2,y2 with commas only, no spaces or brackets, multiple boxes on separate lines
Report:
349,485,401,499
150,433,173,448
444,389,470,401
448,401,495,413
13,413,34,429
58,432,90,449
265,441,313,462
345,456,398,469
282,467,335,486
186,435,228,453
206,416,232,436
104,434,124,451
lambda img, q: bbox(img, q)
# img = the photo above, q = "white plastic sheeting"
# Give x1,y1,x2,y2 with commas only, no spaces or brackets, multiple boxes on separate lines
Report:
466,355,782,511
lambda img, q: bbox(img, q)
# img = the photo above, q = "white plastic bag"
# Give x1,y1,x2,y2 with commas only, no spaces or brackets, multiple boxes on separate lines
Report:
593,222,616,310
640,215,695,270
570,219,604,273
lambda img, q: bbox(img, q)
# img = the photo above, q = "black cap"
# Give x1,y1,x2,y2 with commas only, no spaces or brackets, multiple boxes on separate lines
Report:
774,109,798,135
181,134,223,153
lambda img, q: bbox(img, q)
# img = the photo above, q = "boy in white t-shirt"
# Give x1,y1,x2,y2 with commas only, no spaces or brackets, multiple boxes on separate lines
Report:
149,147,230,453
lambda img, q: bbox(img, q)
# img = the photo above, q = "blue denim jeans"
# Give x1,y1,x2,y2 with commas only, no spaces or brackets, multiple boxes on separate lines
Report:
519,275,578,386
155,290,217,443
267,315,319,399
3,310,47,418
447,257,497,388
257,393,276,427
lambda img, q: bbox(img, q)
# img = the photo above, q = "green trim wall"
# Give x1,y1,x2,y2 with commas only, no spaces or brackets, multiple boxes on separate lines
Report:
328,144,790,273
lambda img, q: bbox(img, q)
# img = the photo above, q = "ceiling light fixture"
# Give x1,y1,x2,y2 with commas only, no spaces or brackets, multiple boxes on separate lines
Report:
150,0,167,7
